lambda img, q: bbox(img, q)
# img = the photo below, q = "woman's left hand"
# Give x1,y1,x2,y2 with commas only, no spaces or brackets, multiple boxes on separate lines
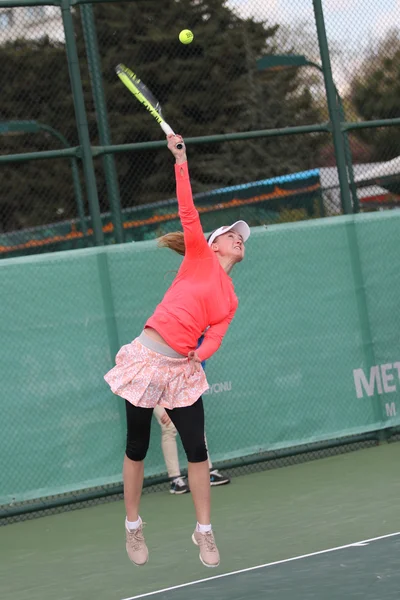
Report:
167,134,187,164
188,351,202,375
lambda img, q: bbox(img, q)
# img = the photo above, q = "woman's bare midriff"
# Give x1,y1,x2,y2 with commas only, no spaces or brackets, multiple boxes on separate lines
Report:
143,326,169,346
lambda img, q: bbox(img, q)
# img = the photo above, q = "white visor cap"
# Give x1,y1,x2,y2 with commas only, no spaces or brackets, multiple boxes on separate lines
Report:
207,220,251,246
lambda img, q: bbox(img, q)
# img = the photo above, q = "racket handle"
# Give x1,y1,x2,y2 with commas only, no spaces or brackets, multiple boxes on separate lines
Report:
161,121,183,149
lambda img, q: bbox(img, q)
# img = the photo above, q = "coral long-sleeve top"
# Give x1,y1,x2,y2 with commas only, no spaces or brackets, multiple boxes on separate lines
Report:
145,161,238,362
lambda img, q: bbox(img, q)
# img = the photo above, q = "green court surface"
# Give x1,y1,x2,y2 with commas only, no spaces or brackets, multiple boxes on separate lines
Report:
1,442,400,600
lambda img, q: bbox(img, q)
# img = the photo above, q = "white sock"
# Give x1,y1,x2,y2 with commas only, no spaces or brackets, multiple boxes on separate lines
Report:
196,522,212,533
126,516,141,531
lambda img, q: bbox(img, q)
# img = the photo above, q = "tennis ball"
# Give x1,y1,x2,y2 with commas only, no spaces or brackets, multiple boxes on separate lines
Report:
179,29,194,44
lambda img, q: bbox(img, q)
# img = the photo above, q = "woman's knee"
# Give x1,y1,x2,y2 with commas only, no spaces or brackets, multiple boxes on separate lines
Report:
185,439,208,463
125,438,149,462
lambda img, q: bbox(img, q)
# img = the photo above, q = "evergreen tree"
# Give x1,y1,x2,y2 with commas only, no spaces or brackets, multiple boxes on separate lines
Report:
0,37,78,232
351,29,400,162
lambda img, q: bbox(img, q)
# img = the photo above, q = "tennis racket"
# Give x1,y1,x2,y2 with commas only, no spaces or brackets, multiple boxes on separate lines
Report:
115,64,183,149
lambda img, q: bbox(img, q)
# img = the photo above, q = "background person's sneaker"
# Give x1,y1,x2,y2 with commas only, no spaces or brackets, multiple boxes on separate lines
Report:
192,529,220,567
170,476,190,494
210,469,230,486
125,522,148,566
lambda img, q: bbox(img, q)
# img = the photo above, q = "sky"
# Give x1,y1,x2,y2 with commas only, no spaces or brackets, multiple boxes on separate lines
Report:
228,0,400,91
228,0,399,43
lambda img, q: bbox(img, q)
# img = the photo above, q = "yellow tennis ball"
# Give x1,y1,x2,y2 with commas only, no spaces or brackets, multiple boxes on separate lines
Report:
179,29,194,44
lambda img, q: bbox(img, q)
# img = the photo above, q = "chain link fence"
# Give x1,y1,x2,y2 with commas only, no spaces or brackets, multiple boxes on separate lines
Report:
1,0,400,257
1,0,400,522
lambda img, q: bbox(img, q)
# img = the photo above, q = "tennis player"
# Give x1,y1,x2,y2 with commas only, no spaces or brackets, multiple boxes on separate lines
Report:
104,134,250,568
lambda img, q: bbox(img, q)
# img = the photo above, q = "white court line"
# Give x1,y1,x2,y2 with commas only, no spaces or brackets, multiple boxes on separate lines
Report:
121,531,400,600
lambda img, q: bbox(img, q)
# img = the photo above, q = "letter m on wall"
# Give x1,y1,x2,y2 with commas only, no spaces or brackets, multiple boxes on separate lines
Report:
353,366,382,398
386,402,396,417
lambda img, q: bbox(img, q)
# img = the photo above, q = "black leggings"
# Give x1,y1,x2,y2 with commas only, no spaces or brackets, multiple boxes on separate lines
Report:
125,397,208,464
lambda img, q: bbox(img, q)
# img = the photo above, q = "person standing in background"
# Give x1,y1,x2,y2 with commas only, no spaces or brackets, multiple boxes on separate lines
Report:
153,403,230,494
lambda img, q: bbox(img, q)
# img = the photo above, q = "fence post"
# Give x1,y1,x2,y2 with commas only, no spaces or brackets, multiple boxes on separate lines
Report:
96,248,127,432
81,4,125,244
345,220,387,440
337,97,360,213
312,0,352,215
313,0,385,437
60,0,104,246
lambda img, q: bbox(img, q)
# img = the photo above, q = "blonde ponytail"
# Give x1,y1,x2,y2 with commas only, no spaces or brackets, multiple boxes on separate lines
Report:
157,231,186,256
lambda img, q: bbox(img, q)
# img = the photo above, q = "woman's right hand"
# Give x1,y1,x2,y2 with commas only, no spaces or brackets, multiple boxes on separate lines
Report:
188,350,202,375
167,134,187,164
